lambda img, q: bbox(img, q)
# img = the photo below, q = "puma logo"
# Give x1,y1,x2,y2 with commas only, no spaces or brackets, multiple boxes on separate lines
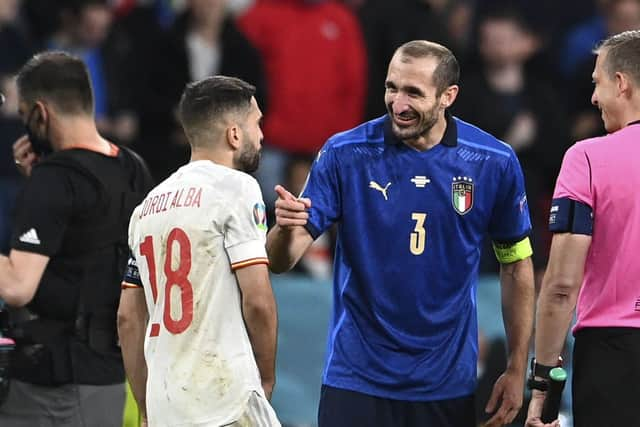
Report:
369,181,391,200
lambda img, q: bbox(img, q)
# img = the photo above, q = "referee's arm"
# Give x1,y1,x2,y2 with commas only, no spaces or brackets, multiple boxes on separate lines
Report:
534,233,591,366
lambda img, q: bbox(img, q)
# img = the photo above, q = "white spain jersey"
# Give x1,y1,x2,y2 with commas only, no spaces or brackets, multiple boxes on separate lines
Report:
126,160,272,427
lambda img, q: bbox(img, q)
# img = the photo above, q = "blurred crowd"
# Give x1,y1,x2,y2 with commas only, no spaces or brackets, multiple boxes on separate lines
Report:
2,0,640,278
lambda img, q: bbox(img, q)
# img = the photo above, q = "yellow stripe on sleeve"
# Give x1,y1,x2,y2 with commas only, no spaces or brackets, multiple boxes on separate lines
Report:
492,237,533,264
121,281,142,290
231,257,269,270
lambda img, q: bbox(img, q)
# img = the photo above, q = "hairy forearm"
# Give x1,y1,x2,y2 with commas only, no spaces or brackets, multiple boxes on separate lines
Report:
266,225,309,273
500,258,535,373
534,279,579,366
243,296,278,392
533,233,590,366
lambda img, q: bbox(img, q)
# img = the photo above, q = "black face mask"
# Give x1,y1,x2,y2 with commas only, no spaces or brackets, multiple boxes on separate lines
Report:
25,105,53,157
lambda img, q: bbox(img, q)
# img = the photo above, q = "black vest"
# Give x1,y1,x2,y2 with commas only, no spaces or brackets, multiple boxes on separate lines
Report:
6,146,151,386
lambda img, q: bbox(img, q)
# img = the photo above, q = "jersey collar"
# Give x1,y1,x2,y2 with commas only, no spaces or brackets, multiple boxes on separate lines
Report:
628,119,640,126
384,110,458,147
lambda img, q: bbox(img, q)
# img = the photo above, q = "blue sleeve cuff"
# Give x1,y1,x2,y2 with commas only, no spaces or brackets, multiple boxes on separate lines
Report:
304,222,322,240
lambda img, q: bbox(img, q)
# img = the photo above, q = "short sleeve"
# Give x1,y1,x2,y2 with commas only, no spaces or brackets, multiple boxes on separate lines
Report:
489,153,532,243
10,165,73,256
224,177,269,270
552,144,592,207
300,144,341,239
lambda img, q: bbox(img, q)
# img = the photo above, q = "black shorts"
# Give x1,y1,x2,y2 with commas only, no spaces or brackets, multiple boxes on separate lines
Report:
318,385,476,427
572,327,640,427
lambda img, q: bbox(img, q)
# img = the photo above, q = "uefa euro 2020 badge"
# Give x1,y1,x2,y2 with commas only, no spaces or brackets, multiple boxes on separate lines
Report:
253,202,268,231
452,176,474,215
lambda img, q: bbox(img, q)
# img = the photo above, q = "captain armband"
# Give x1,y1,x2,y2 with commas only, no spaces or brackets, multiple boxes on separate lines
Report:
548,197,593,235
492,237,533,264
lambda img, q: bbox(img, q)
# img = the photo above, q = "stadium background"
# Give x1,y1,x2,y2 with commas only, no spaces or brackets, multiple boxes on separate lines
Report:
1,0,638,426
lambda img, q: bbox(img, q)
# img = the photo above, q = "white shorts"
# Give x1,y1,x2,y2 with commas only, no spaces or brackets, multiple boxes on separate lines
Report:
224,392,281,427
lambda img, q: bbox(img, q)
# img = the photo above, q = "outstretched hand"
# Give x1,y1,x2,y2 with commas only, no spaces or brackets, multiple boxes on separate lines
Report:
274,185,311,227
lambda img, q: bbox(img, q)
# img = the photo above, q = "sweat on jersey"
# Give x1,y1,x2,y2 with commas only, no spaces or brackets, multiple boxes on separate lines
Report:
301,113,532,401
123,160,270,426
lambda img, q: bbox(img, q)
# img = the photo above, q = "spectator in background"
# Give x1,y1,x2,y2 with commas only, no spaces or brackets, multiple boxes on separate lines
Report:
21,0,62,43
0,0,33,73
0,77,24,254
137,0,266,181
567,0,640,141
474,0,598,93
558,0,639,80
0,0,32,253
453,7,569,275
238,0,366,209
47,0,140,145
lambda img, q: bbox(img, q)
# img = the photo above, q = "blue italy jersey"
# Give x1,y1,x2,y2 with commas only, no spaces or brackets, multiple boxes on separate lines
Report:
301,113,531,401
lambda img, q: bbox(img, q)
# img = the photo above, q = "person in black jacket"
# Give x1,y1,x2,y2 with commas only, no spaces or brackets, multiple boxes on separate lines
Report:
0,51,153,427
136,0,267,182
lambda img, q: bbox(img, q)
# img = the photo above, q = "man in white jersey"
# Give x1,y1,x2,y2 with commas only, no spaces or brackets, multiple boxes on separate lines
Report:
117,76,280,427
526,30,640,427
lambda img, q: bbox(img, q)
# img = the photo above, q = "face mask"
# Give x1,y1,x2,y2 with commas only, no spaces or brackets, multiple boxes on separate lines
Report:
25,105,53,157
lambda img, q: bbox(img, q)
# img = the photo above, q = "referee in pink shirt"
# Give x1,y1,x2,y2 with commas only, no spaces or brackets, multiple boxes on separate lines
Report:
526,30,640,427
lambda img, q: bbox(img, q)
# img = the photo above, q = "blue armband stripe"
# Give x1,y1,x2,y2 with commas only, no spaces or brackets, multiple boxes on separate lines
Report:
548,198,593,235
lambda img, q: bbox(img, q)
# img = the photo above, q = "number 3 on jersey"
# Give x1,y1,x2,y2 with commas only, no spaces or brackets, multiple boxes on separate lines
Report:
410,213,426,255
139,228,194,336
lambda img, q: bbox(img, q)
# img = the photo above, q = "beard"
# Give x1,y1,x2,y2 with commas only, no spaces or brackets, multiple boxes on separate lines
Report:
387,104,440,141
236,140,261,173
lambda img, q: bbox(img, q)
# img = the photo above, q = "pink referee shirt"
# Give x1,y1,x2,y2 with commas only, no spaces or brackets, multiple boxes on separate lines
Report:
553,122,640,332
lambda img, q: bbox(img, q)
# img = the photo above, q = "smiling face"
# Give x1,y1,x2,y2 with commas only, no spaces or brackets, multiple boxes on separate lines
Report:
591,49,625,133
384,54,447,142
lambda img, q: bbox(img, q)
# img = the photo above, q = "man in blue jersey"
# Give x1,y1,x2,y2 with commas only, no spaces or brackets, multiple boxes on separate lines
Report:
267,40,535,427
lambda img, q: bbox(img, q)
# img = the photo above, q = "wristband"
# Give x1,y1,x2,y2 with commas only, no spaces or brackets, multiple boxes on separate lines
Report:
526,357,563,391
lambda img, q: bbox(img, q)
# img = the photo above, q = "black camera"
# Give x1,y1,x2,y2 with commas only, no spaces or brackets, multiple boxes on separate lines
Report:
0,301,15,406
0,336,14,405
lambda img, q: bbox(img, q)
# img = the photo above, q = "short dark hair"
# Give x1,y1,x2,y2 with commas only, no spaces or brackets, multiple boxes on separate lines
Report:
16,51,94,115
395,40,460,95
595,30,640,86
178,75,256,143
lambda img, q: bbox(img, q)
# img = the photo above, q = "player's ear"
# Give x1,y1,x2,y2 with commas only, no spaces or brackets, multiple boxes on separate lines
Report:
226,123,242,150
615,71,632,98
32,100,49,131
440,85,459,109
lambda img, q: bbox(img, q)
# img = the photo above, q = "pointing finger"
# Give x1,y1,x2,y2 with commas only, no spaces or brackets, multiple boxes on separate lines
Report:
274,184,296,201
